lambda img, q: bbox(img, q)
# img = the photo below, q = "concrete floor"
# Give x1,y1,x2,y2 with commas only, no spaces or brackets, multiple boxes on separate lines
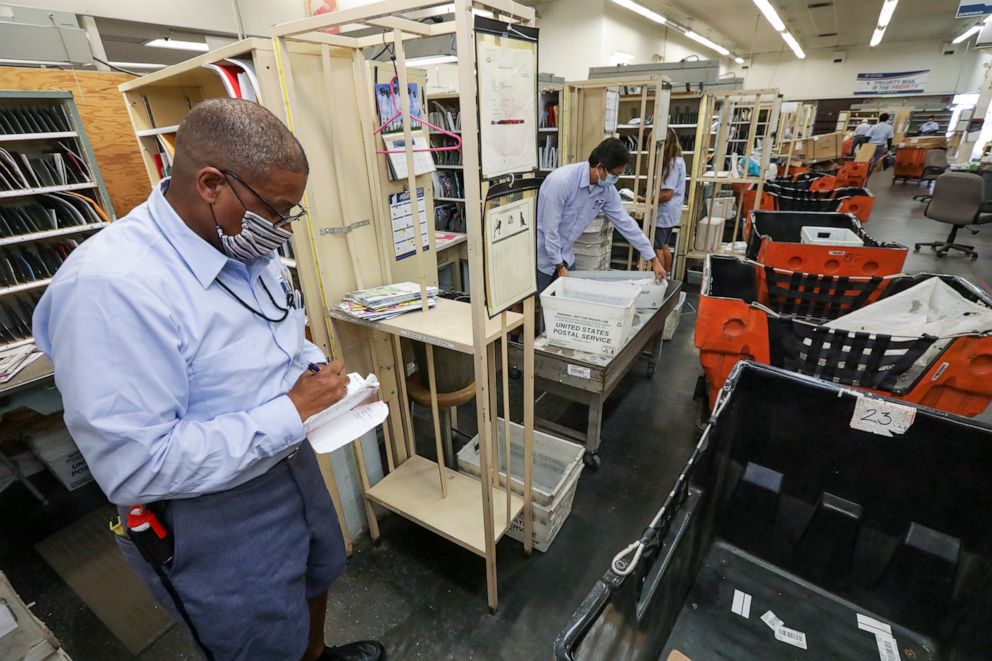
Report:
1,168,990,660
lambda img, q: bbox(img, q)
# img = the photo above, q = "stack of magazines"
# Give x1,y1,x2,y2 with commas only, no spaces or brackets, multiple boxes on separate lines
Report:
336,282,439,322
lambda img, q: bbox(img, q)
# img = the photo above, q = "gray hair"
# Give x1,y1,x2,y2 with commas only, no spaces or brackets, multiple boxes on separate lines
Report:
173,98,308,180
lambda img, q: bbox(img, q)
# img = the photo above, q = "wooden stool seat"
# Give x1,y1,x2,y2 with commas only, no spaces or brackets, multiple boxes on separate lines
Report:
405,373,476,407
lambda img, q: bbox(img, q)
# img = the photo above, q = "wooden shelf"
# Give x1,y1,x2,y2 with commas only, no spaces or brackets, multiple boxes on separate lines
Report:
669,124,697,128
328,296,523,354
0,182,97,200
699,173,761,184
0,222,107,246
434,164,463,169
365,455,523,557
0,277,52,297
0,131,78,142
136,125,180,137
118,38,265,91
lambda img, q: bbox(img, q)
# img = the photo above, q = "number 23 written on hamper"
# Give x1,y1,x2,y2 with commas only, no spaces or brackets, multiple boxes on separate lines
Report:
849,396,916,438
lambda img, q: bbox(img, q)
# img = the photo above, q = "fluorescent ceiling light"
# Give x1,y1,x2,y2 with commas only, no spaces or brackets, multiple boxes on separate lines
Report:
752,0,804,59
752,0,785,32
877,0,898,27
110,61,169,70
869,0,899,47
952,24,983,44
610,0,667,25
734,56,745,64
781,31,805,59
685,31,730,56
145,38,209,52
405,54,458,66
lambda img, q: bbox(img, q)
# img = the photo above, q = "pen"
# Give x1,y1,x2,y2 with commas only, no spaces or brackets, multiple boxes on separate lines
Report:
307,362,321,374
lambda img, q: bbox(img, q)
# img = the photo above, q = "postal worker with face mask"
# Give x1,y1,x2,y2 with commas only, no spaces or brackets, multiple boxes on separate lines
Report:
536,138,666,292
33,98,384,661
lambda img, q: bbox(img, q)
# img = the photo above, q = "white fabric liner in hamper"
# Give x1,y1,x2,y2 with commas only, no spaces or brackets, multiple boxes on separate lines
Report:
824,278,992,338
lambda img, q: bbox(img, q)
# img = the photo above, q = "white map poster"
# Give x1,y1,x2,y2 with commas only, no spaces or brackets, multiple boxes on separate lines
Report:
476,29,538,178
484,195,536,316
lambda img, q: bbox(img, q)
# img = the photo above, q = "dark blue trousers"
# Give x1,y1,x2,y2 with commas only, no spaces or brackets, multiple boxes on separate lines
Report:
116,442,346,660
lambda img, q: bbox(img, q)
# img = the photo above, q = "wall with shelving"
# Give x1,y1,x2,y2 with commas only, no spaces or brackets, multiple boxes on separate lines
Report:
733,40,990,100
0,67,145,214
0,91,113,352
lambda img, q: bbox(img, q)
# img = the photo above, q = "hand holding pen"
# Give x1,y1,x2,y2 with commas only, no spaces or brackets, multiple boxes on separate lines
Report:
289,359,350,420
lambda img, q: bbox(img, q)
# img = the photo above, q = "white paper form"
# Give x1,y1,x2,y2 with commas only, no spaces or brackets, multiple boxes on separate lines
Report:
476,31,538,177
305,373,390,454
604,87,620,133
484,196,537,315
389,187,430,260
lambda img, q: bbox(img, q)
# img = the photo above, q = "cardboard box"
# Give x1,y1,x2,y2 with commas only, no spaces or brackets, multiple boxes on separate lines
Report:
811,132,843,161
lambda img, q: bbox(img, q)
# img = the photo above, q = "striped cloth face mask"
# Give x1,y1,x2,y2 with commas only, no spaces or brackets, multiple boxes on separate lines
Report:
217,210,293,262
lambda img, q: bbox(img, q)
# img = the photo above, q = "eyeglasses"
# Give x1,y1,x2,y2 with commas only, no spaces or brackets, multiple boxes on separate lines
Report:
221,169,307,229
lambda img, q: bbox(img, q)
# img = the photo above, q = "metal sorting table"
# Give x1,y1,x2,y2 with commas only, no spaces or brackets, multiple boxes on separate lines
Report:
0,355,62,417
506,280,683,468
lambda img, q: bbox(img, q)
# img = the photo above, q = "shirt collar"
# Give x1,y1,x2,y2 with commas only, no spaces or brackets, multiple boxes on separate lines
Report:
149,178,228,289
579,162,598,192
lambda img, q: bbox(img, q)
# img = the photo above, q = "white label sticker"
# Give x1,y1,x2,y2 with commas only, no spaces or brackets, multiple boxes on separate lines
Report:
775,626,808,650
876,634,901,661
566,364,592,379
761,610,784,631
850,396,916,437
0,602,17,638
857,613,893,636
731,589,752,619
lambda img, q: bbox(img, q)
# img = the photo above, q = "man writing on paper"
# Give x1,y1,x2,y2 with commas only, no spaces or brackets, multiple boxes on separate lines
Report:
33,99,384,661
537,138,666,293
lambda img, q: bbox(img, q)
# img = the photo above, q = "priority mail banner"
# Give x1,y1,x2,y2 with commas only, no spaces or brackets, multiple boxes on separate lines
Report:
958,1,992,17
854,70,930,96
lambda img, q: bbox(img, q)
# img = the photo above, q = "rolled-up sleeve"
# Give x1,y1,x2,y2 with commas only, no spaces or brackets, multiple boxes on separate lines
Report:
602,189,655,262
33,274,304,505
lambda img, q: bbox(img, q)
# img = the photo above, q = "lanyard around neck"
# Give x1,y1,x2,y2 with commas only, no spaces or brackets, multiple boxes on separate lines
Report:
215,276,290,323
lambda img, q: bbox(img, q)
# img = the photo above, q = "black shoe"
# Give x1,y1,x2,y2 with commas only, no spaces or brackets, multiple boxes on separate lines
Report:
320,641,385,661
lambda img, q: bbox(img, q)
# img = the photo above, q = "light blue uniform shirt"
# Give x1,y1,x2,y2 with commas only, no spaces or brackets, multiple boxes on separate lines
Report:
33,180,323,505
867,121,894,146
655,156,686,229
536,162,655,274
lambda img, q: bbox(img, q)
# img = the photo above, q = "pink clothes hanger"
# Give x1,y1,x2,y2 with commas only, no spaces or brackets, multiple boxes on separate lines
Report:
373,74,462,155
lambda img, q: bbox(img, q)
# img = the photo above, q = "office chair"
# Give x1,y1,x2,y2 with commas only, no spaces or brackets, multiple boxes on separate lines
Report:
912,149,949,202
980,167,992,214
915,172,992,261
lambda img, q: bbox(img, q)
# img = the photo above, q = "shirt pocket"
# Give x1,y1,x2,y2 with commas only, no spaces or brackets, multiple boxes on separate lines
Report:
189,336,260,416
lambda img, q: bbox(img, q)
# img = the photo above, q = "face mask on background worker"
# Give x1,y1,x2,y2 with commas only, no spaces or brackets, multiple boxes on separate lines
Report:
597,164,619,188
